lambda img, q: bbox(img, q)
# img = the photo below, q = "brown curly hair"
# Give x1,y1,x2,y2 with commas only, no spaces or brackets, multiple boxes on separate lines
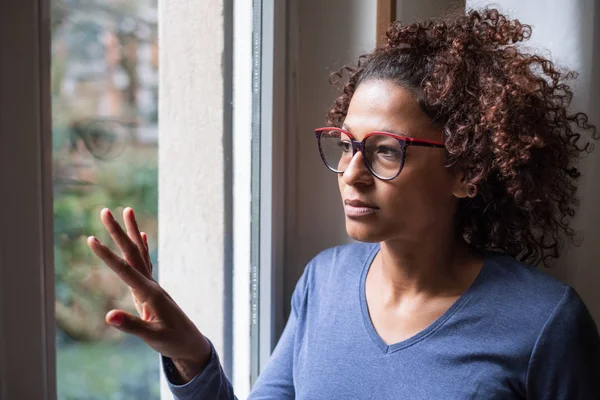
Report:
327,8,597,267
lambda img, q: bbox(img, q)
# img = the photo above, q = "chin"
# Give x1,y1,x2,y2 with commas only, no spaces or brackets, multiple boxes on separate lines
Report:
345,217,388,243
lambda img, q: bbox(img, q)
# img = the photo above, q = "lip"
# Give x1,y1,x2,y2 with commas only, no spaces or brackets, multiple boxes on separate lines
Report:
54,178,96,193
343,199,379,217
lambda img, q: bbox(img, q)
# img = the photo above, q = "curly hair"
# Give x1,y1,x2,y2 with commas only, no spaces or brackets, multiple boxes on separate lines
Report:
327,8,597,267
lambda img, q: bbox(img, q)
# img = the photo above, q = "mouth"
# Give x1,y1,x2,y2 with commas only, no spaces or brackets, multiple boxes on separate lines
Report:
53,178,96,193
343,199,379,218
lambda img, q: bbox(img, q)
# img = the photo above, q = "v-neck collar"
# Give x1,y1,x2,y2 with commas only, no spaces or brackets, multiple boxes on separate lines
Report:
358,243,491,354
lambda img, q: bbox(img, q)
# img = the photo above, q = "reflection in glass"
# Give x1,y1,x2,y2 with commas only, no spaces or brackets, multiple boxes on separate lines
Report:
51,0,159,398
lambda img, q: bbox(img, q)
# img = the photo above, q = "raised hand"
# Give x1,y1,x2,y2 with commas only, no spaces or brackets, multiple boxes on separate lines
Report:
87,207,211,383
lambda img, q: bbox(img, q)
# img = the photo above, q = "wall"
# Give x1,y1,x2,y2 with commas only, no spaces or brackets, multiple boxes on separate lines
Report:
158,0,229,396
284,0,376,316
397,0,466,21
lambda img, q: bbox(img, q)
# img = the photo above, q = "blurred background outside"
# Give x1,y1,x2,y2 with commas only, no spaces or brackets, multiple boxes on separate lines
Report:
51,0,159,398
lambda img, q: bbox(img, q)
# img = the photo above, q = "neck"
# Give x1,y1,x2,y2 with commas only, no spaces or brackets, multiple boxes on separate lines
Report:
374,231,482,301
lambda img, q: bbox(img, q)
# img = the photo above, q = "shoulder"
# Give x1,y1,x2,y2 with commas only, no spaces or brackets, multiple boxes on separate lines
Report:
479,254,600,352
289,242,377,312
466,253,597,357
481,253,573,320
471,255,600,389
521,271,600,396
299,242,378,291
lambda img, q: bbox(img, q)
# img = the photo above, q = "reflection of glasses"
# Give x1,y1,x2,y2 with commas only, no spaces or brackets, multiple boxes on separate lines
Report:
72,118,134,160
315,127,445,180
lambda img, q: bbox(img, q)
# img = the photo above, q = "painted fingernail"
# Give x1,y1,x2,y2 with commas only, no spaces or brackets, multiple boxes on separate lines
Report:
88,236,100,244
109,314,124,327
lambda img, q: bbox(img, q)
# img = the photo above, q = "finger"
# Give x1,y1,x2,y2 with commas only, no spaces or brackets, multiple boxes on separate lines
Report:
123,208,151,277
106,309,159,340
124,207,145,251
141,231,149,250
100,208,147,276
87,236,151,294
140,232,153,273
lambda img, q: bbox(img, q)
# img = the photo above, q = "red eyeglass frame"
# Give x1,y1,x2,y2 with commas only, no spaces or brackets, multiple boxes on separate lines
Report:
314,127,445,180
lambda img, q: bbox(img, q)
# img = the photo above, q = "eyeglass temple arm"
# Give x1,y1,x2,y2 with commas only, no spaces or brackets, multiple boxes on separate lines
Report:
405,140,445,148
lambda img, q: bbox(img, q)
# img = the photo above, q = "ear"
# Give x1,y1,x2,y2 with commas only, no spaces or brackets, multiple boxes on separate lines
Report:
451,169,476,199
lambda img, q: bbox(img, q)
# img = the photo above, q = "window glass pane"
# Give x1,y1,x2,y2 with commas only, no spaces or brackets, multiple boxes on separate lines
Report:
51,0,159,398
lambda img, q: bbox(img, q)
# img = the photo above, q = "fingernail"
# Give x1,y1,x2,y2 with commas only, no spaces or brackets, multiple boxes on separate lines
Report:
109,314,124,327
106,209,114,220
89,236,100,243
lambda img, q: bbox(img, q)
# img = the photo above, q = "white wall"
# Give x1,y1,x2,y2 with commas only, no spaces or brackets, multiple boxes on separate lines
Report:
467,0,600,324
158,0,229,396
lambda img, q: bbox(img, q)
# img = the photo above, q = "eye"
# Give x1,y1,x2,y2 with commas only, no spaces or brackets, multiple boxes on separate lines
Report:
338,140,352,153
375,145,401,158
74,118,129,160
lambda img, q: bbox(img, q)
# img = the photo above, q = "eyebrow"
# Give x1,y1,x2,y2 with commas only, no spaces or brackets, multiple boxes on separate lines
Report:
342,123,413,138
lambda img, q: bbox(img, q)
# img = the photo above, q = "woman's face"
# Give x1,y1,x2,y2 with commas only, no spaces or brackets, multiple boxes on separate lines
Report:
339,79,465,244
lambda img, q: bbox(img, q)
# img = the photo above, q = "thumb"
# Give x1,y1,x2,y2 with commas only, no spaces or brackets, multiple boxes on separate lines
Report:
106,309,155,338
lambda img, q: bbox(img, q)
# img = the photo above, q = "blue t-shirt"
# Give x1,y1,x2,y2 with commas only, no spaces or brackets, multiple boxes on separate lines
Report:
164,243,600,399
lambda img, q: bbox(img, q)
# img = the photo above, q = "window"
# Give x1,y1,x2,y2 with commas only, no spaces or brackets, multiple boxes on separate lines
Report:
51,0,160,398
0,0,283,398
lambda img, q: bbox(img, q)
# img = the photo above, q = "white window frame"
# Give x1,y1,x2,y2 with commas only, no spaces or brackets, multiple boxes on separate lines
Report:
232,0,252,395
250,0,288,383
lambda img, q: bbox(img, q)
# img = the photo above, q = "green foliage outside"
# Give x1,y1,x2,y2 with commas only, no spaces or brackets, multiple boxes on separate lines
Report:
56,336,160,400
54,142,161,400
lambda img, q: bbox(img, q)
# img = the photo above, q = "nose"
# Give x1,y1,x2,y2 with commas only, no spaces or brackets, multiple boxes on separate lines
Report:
341,150,373,185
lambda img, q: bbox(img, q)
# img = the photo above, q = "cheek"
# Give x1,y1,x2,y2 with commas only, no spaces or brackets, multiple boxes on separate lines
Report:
382,162,456,221
338,174,345,195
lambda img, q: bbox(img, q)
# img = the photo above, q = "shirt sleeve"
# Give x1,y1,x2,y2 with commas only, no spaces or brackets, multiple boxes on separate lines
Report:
526,286,600,399
162,339,236,400
248,265,310,399
163,264,311,400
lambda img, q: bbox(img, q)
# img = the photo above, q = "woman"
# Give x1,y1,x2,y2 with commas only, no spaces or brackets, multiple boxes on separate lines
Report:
88,9,600,399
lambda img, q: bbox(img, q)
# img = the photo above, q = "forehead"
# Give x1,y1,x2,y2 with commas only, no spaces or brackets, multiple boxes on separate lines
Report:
343,79,434,139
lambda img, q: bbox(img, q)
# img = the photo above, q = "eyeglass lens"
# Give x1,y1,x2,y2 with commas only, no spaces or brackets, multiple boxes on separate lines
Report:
318,130,403,179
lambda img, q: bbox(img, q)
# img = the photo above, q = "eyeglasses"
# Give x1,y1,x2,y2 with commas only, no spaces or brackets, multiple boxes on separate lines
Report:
314,127,445,180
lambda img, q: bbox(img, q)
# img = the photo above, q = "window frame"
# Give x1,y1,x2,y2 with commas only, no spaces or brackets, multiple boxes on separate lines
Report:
250,0,288,383
0,0,56,399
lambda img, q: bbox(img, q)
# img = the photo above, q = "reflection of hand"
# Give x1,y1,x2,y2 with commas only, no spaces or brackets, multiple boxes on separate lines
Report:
88,208,210,383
